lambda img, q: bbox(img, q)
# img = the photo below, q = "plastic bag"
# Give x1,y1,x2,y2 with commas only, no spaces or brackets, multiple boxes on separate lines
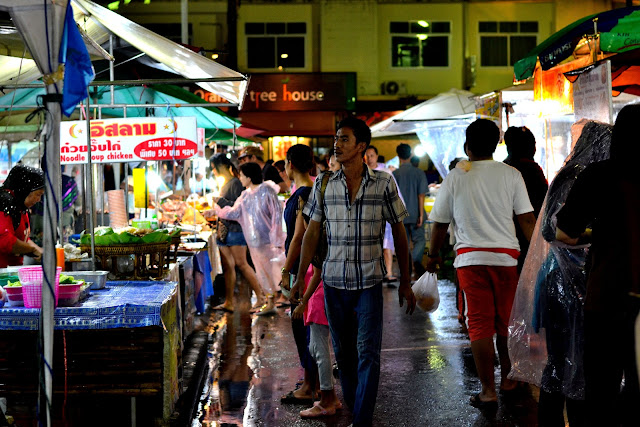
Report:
412,272,440,312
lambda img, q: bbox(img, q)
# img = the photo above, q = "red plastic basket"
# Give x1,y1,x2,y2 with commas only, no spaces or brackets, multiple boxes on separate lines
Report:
19,266,61,308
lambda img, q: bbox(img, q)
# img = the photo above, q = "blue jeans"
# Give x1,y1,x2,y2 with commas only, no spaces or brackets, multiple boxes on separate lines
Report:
404,222,426,263
324,284,383,427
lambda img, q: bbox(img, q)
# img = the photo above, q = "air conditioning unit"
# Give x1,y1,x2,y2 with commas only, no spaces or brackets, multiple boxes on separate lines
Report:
380,80,407,96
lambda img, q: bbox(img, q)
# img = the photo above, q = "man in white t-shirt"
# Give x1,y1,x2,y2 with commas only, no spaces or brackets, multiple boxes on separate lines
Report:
426,119,536,410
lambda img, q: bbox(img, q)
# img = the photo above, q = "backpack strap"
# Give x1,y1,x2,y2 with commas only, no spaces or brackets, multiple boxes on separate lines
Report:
318,172,331,221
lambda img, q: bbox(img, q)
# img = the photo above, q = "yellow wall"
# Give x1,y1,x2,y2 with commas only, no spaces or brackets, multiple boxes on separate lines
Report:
555,0,612,29
108,1,614,100
319,0,379,95
106,1,227,50
467,1,555,94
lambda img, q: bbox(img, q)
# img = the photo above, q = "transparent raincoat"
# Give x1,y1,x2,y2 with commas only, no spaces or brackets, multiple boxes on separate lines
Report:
508,121,612,399
216,181,286,295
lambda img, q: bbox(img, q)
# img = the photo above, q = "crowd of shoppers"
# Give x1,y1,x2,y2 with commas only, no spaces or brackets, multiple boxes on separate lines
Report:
206,110,638,427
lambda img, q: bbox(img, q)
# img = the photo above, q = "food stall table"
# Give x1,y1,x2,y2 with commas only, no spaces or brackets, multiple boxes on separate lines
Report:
0,281,181,426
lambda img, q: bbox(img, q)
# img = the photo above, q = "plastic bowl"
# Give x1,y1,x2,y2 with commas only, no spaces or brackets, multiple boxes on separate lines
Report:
4,286,23,296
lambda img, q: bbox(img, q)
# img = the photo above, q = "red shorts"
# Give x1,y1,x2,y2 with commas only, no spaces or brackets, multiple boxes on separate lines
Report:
456,265,518,342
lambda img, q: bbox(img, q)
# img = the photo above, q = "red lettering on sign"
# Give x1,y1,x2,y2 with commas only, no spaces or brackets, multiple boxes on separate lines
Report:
134,138,198,160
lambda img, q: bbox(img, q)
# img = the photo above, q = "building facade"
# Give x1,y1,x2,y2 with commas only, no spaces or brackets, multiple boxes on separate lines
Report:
101,0,617,157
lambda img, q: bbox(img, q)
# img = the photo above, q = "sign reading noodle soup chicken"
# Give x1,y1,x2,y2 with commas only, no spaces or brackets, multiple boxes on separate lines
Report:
60,117,198,164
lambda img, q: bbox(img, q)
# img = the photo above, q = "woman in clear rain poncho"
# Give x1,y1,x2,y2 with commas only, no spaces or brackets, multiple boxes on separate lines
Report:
507,120,612,426
214,162,286,315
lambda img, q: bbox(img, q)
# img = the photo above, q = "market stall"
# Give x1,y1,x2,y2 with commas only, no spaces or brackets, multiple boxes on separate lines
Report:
0,1,245,424
0,280,181,424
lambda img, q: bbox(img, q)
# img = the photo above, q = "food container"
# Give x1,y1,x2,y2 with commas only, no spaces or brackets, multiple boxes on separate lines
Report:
69,271,108,290
58,283,83,306
5,286,23,307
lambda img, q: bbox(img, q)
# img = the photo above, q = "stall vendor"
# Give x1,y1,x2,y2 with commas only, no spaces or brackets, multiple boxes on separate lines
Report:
0,164,44,267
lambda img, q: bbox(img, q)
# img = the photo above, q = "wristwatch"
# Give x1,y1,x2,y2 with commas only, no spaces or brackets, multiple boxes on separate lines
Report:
281,267,289,275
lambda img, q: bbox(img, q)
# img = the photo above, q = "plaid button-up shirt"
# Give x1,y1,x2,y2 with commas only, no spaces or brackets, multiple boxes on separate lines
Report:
303,164,408,290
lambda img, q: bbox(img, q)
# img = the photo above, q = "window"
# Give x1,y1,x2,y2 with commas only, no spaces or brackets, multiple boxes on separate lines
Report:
479,21,538,67
390,20,450,68
245,22,306,69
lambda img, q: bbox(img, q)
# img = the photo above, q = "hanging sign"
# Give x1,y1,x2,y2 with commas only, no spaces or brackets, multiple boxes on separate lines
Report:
60,117,198,164
572,61,613,124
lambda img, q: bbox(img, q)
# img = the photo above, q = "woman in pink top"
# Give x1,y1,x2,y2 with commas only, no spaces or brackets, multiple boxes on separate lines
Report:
290,152,342,418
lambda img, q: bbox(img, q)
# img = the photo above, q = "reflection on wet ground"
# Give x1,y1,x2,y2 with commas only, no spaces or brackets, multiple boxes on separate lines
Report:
193,279,539,426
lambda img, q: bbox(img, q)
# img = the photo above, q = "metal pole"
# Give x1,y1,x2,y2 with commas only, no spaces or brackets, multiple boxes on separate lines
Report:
41,87,61,427
109,35,115,106
192,160,197,241
124,163,129,223
86,97,96,271
0,76,247,90
181,0,189,45
0,102,237,110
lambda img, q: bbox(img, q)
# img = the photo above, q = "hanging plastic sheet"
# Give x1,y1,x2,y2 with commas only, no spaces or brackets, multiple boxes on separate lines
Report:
508,120,613,399
216,181,285,295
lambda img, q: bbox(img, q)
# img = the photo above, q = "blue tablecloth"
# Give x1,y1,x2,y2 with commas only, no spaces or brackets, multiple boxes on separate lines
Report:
0,281,178,331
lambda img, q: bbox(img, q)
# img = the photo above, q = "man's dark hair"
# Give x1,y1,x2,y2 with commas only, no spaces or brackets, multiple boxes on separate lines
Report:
337,117,371,148
396,143,412,160
504,126,536,160
366,145,378,155
410,155,420,167
239,162,263,185
465,119,500,157
611,104,640,164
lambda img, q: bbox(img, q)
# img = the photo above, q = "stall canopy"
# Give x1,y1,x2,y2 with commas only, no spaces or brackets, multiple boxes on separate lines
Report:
0,0,248,108
371,89,476,137
514,6,640,82
0,85,249,139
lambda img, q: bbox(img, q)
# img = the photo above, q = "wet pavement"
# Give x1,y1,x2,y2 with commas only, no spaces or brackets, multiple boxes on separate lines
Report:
192,278,540,426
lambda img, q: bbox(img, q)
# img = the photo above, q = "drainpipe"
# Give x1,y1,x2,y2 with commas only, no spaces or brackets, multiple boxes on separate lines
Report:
227,0,238,70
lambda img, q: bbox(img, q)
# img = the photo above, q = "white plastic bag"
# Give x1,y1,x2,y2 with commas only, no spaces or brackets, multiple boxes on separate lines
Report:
412,272,440,312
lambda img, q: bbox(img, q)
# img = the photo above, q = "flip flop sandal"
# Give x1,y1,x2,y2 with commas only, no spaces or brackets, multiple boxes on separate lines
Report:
255,306,277,316
300,402,337,418
469,393,498,410
280,390,314,405
213,304,234,313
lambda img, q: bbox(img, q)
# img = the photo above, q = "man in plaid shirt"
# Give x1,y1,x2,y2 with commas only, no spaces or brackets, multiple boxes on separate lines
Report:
294,117,416,426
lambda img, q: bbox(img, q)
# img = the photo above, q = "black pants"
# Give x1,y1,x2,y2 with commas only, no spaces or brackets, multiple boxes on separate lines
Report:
538,390,586,427
584,300,640,427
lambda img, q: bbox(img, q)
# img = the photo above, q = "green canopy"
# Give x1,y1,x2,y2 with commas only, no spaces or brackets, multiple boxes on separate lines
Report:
514,7,640,81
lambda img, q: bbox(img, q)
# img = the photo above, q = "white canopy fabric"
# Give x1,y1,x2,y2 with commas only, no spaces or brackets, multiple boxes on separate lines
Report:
0,0,248,108
371,88,476,137
72,0,247,107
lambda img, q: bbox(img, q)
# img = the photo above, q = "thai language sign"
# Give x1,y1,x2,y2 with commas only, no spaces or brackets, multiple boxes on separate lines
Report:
60,117,198,164
572,61,613,124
